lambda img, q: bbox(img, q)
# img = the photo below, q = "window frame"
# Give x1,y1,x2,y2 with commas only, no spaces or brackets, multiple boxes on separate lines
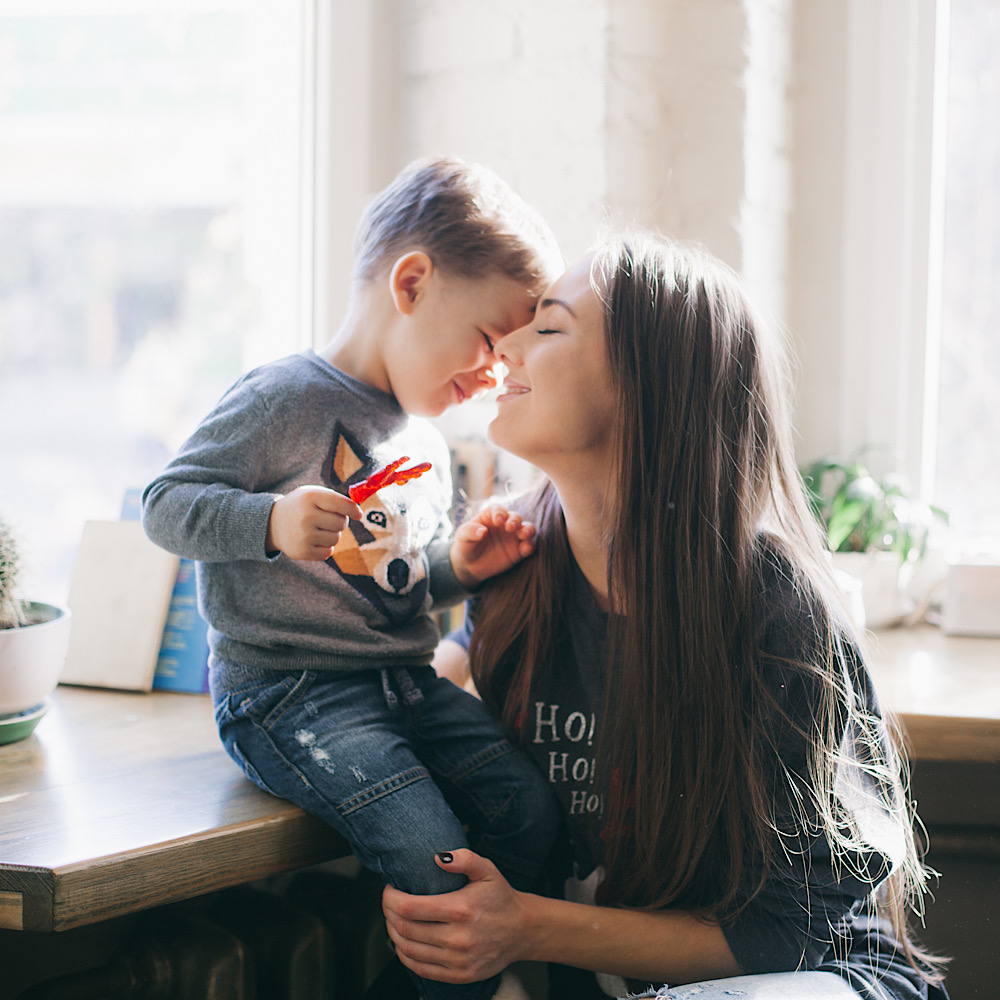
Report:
837,0,949,498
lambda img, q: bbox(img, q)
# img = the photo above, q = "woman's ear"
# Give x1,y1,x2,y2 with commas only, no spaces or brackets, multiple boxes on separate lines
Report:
389,251,433,315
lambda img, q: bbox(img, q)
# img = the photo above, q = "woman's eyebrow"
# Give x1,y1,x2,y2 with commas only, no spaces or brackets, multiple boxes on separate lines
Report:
539,296,577,318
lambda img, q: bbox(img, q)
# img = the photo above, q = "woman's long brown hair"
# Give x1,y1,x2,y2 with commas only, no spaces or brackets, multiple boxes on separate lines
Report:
471,233,943,982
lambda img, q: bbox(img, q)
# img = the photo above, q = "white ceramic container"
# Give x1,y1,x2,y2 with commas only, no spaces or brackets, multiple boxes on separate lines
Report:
0,601,72,716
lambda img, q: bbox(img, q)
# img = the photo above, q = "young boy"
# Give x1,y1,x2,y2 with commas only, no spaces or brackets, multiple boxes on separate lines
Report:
142,158,563,1000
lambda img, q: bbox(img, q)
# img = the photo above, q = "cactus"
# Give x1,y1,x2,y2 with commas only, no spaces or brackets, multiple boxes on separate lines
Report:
0,516,27,629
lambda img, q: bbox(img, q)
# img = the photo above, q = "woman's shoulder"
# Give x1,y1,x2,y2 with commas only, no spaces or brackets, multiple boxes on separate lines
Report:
752,535,889,738
752,536,824,656
750,536,871,718
753,535,862,655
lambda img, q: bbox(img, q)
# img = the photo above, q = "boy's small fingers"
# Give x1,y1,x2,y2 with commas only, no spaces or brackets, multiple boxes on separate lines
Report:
314,492,361,521
334,496,363,520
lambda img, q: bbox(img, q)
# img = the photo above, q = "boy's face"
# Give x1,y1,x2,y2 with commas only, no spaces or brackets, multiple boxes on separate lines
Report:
387,265,539,418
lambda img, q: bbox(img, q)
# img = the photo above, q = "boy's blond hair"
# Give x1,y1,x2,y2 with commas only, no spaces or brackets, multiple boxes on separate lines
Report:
352,157,562,292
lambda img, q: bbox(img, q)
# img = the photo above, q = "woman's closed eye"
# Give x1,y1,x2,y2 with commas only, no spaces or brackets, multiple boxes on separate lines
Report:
536,328,559,336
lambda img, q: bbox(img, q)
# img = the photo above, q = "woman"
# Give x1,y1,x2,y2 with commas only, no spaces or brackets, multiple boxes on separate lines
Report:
383,234,948,1000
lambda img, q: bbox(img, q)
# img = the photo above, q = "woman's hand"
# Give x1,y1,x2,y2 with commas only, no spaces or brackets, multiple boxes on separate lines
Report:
382,849,529,984
384,849,742,986
450,505,536,589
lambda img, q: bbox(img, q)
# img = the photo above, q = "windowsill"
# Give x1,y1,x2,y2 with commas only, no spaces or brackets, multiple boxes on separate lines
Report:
865,623,1000,763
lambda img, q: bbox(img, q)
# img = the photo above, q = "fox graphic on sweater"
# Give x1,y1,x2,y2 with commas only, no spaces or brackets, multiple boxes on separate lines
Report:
323,424,442,624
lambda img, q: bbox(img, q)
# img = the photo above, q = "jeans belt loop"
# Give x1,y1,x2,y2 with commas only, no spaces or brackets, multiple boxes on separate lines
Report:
380,668,398,710
392,666,424,706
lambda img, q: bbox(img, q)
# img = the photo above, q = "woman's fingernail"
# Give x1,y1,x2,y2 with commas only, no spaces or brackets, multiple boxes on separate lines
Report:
437,852,454,863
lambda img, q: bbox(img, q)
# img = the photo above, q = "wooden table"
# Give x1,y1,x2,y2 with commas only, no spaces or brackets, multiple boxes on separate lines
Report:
0,686,347,933
1,624,997,936
865,625,1000,764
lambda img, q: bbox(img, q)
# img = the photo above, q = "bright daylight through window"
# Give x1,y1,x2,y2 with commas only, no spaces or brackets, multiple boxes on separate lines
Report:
0,2,310,600
934,0,1000,541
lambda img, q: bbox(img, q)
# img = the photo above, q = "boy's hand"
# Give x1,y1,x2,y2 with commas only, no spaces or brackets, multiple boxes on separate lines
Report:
450,504,536,589
266,486,362,560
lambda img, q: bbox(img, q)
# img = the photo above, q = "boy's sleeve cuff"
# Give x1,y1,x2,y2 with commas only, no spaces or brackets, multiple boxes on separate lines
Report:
427,539,475,609
218,491,283,561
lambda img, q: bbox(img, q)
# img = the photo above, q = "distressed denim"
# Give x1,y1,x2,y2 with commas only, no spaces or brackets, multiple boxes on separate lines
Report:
211,660,559,1000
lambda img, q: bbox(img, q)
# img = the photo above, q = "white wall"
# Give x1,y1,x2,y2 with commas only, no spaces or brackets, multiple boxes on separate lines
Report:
786,2,850,464
322,0,790,284
319,0,940,480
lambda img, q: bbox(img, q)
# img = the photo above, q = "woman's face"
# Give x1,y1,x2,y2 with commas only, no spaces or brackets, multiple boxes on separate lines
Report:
488,257,617,471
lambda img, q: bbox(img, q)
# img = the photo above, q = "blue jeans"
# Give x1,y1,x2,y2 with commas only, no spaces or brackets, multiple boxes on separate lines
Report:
211,660,559,1000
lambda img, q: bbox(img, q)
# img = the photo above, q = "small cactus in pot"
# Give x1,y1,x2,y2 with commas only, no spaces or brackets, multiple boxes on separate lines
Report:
0,516,27,630
0,515,72,731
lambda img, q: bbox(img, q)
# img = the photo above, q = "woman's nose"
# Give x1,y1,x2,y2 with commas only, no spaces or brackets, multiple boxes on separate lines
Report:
494,325,526,367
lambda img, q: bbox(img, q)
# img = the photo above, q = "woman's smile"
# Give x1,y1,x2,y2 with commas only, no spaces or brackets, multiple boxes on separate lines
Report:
497,376,529,401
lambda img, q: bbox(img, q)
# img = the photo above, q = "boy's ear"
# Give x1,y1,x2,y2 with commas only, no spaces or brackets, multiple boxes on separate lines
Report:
389,251,434,315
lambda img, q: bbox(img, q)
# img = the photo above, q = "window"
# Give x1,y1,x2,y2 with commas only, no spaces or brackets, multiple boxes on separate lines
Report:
0,1,312,600
836,0,999,550
934,0,1000,539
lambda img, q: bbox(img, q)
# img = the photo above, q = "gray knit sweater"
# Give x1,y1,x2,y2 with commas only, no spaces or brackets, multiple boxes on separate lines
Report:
142,351,468,673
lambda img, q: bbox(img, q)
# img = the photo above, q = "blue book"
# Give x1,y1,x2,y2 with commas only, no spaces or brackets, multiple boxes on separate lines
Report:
121,489,210,694
151,558,210,693
119,487,143,522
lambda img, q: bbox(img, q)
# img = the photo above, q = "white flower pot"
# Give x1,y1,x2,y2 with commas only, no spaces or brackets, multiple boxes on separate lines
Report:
0,601,73,716
830,551,911,629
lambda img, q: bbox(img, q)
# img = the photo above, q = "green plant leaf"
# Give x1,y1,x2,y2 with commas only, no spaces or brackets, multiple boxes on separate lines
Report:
798,450,949,561
827,494,867,551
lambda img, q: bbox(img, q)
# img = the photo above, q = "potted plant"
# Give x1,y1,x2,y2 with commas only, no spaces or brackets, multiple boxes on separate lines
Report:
800,451,948,627
0,515,72,743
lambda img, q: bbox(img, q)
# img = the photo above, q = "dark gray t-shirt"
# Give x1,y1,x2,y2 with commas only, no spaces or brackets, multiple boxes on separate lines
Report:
453,544,943,1000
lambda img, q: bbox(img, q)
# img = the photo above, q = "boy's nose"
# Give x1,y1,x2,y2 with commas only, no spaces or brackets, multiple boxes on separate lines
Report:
477,364,500,390
454,363,500,401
